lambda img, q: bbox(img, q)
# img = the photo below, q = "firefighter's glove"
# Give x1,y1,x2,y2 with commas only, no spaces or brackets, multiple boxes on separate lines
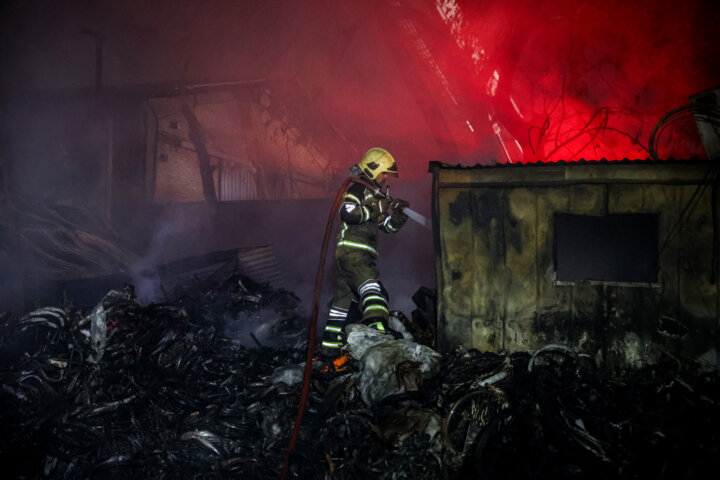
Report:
388,197,409,228
389,208,408,229
390,198,410,211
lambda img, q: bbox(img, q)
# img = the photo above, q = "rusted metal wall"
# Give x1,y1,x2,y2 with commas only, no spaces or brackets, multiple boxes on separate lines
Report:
431,161,719,369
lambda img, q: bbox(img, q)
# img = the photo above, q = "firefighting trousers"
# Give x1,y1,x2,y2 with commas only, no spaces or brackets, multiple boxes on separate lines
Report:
321,249,390,352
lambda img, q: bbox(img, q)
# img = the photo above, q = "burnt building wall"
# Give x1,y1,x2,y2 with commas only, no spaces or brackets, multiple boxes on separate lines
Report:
431,160,719,370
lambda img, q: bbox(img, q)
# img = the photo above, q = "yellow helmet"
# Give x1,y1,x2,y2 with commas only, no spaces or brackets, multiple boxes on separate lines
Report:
358,147,398,180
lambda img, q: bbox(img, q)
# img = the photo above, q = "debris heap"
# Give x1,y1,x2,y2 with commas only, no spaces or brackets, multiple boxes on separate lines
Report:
1,271,719,479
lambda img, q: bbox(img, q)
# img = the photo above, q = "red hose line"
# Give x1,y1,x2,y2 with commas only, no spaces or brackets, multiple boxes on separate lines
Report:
280,176,380,479
280,177,349,479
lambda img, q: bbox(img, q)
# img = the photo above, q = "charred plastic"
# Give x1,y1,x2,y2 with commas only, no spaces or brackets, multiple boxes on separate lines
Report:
1,271,719,479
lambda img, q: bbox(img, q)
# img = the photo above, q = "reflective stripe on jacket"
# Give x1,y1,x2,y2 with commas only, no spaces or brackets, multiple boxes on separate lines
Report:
335,180,398,256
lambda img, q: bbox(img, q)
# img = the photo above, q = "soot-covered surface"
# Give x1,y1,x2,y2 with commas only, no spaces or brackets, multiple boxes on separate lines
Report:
1,271,719,479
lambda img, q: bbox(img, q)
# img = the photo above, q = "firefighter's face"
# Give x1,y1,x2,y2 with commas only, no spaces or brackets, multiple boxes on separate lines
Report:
376,172,389,185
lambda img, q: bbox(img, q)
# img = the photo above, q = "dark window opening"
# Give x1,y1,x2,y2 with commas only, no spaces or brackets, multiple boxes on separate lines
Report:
554,213,658,284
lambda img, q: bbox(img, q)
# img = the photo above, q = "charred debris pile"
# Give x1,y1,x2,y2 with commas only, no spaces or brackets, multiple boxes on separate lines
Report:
1,271,719,479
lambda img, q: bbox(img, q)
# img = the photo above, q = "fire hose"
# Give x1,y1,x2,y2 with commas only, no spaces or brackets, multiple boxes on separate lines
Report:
280,175,394,479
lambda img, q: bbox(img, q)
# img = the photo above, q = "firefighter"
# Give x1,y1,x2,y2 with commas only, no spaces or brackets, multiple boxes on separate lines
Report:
320,147,409,358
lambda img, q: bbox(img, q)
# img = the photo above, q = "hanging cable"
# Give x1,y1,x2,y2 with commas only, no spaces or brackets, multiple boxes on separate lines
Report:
650,102,720,285
649,103,720,162
658,164,720,255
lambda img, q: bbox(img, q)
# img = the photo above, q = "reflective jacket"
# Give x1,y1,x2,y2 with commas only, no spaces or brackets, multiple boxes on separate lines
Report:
336,180,402,257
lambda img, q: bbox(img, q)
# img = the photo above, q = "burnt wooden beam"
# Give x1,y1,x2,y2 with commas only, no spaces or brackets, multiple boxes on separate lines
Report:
181,103,218,204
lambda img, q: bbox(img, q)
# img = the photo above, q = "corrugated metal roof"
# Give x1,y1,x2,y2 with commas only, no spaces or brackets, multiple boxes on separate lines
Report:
157,245,284,291
236,245,284,288
429,157,709,172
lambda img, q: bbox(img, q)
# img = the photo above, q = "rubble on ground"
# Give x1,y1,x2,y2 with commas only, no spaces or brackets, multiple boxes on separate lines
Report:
1,272,719,479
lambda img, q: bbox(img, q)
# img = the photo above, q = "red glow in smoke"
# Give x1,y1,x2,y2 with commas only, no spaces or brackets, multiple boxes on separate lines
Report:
2,0,715,179
426,0,718,163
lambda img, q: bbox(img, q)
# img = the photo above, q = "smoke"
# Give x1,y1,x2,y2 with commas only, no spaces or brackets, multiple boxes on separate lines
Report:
122,202,214,304
373,176,436,316
1,0,718,316
4,0,718,175
221,306,292,349
127,216,183,305
425,0,718,162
